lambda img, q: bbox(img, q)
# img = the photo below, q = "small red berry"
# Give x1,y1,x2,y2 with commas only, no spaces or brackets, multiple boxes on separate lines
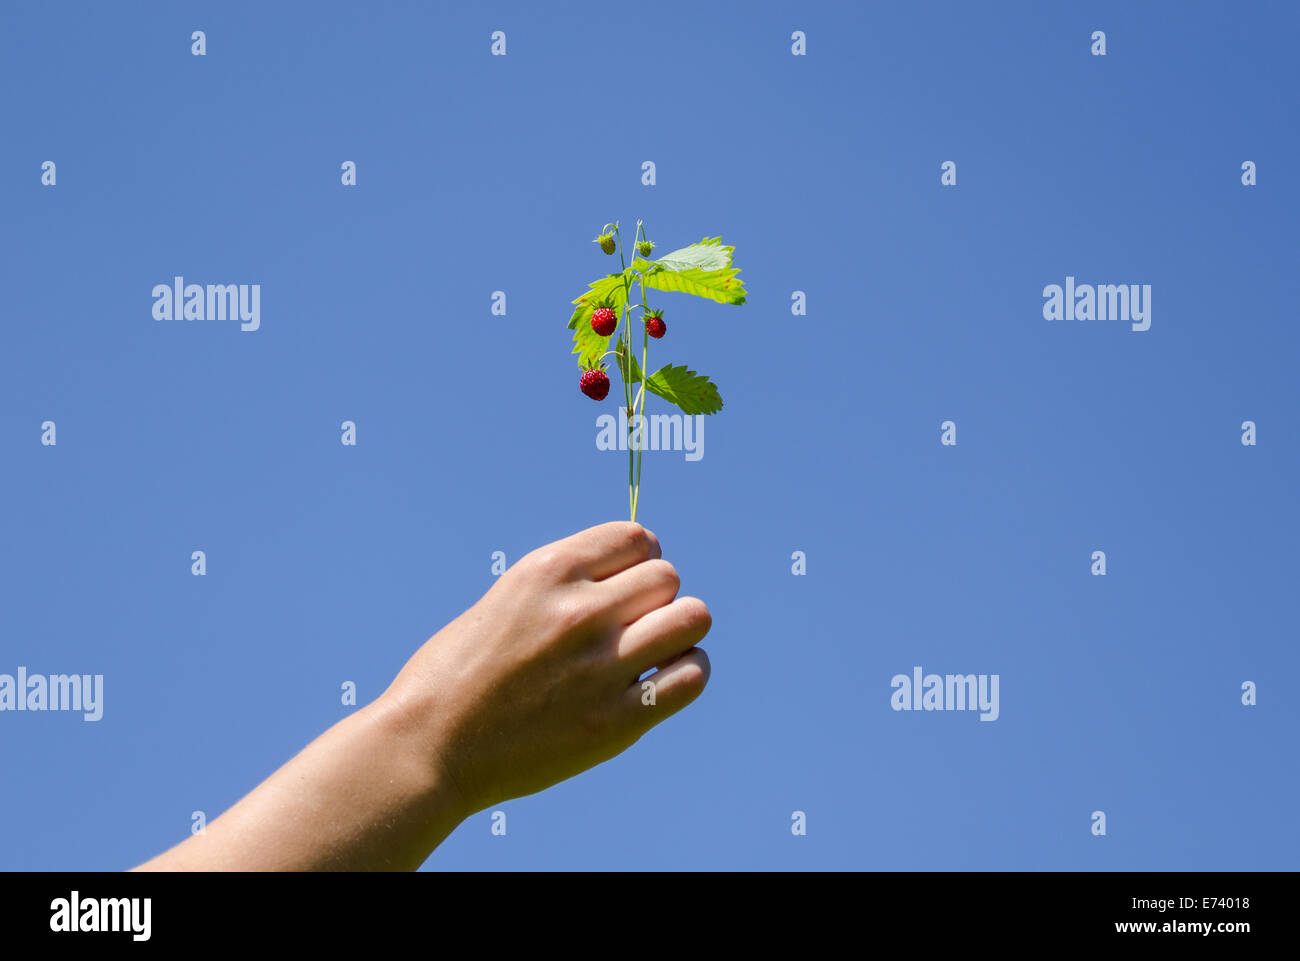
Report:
590,306,617,337
579,368,611,401
645,312,666,339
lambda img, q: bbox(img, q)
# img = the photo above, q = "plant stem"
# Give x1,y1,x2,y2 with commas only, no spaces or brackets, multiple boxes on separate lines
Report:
632,257,650,521
613,223,636,520
609,220,653,523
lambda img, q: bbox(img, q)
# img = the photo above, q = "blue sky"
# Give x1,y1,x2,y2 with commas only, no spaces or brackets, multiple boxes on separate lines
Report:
1,0,1297,870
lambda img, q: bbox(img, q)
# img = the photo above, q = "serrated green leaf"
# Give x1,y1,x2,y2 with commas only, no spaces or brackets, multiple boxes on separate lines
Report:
650,238,734,272
569,274,629,366
628,238,746,305
610,345,721,415
638,264,746,305
643,364,724,415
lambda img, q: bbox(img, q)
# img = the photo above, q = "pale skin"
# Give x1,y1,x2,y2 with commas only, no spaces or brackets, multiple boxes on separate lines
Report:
133,522,711,871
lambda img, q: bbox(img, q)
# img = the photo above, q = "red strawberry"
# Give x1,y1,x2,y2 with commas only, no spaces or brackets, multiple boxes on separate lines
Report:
579,368,611,401
645,311,666,339
590,306,617,337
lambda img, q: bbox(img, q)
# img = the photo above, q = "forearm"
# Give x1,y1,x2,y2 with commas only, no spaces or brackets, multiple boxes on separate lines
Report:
131,521,711,871
132,695,466,872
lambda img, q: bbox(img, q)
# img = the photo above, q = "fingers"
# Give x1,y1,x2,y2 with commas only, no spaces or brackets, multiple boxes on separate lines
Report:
616,596,711,678
622,648,711,727
597,558,680,625
556,522,662,581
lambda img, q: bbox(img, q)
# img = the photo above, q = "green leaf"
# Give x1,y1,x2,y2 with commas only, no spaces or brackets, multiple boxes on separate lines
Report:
569,274,629,366
629,238,746,305
611,342,722,415
643,364,723,415
638,263,746,305
649,238,734,272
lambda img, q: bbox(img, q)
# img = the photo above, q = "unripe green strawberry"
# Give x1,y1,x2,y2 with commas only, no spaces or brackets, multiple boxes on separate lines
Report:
636,240,654,257
594,232,616,255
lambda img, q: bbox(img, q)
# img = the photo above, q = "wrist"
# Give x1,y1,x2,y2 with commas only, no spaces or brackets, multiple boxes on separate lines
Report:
369,687,473,838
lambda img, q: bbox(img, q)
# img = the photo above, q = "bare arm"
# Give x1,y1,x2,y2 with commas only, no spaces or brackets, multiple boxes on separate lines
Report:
134,522,711,871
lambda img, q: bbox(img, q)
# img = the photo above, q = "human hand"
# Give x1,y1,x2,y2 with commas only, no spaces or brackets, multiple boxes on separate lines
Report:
383,521,712,817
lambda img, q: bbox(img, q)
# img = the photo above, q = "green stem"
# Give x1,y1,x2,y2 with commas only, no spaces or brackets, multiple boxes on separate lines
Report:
613,223,635,520
632,256,650,522
609,220,655,523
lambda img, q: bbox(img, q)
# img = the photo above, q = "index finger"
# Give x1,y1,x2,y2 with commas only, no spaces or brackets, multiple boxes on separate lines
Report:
557,522,662,581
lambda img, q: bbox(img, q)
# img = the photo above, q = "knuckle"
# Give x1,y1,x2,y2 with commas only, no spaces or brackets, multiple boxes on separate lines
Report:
610,521,658,562
672,649,711,695
679,597,711,634
518,546,553,574
549,588,595,633
654,559,680,593
522,545,578,581
622,523,653,559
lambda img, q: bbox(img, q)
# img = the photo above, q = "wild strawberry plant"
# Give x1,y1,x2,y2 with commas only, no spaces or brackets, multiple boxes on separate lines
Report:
570,221,745,521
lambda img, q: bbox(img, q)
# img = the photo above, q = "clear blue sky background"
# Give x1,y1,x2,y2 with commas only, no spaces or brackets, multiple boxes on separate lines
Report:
2,1,1297,870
